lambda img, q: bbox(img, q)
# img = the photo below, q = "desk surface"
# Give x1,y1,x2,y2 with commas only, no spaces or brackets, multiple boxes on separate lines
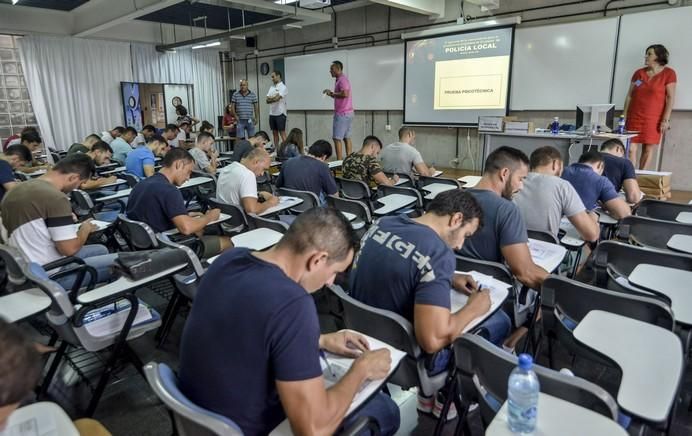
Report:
573,310,682,422
373,194,416,215
100,166,126,175
629,264,692,326
528,238,567,272
86,178,127,190
676,211,692,224
78,264,187,304
483,131,587,140
667,234,692,254
457,175,482,187
259,196,303,217
422,183,457,200
328,160,343,168
0,288,52,323
231,228,283,251
486,393,626,436
3,402,79,436
179,176,213,189
94,188,132,202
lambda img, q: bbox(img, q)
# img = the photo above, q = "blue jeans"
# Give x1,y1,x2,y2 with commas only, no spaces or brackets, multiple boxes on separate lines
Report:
236,119,256,139
339,392,400,436
55,244,118,290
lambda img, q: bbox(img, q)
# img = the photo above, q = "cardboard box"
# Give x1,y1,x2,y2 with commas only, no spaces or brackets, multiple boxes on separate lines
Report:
636,170,672,200
505,121,534,133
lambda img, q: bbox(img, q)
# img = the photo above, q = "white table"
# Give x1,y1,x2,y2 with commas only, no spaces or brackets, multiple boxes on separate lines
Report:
629,264,692,326
0,288,52,323
231,228,284,251
528,238,567,272
270,161,282,167
422,183,457,200
340,211,357,221
486,393,626,436
17,169,46,178
179,176,213,190
259,196,303,217
373,194,416,215
328,160,343,169
2,402,79,436
675,212,692,224
94,188,132,203
85,178,127,190
394,178,409,186
100,166,126,175
596,210,618,225
667,234,692,254
457,175,482,188
573,310,683,423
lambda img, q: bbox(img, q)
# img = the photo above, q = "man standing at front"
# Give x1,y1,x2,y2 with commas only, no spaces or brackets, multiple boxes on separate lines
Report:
266,70,288,148
231,79,259,139
323,61,353,161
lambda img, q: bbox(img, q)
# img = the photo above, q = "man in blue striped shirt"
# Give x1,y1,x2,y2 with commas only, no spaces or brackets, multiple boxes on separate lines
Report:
230,79,259,139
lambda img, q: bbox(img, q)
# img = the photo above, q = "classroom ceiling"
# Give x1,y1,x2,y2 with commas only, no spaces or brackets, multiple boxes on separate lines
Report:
0,0,88,10
137,2,280,31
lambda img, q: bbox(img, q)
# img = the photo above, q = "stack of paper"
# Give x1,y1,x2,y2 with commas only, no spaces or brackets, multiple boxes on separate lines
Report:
451,271,511,333
528,238,567,272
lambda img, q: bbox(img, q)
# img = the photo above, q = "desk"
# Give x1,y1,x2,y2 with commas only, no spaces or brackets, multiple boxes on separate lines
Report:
259,196,303,217
573,310,682,423
17,169,46,178
486,393,626,436
0,288,52,323
231,228,284,251
667,234,692,254
482,131,588,166
422,183,457,200
179,177,213,190
328,160,343,169
270,161,282,168
94,188,132,203
100,166,126,176
528,238,567,272
340,211,357,221
85,178,127,190
373,194,416,215
676,212,692,224
596,210,618,225
629,264,692,326
3,402,79,436
457,175,481,188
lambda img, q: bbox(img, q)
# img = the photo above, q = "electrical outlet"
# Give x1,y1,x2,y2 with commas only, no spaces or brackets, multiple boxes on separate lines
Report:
450,158,460,167
385,124,391,131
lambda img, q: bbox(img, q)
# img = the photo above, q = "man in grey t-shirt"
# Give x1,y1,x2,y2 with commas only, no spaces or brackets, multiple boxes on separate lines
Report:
189,132,218,175
514,146,600,243
380,127,436,178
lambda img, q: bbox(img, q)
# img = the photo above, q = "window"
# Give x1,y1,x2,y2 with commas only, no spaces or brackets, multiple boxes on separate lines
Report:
0,35,36,145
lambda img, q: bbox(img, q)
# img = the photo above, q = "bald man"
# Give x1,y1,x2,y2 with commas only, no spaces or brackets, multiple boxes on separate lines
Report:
230,79,259,139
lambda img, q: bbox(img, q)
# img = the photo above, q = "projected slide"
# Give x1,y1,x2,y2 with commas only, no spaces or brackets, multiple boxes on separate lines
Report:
405,27,514,125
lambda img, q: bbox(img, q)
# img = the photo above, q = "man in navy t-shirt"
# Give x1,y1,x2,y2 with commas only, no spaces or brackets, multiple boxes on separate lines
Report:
179,208,400,435
600,139,643,204
562,151,631,219
0,145,31,201
350,189,511,417
126,148,232,258
277,139,338,205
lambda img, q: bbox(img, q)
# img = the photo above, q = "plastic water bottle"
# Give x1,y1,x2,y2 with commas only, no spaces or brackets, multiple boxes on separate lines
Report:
617,115,626,134
507,354,540,433
550,117,560,135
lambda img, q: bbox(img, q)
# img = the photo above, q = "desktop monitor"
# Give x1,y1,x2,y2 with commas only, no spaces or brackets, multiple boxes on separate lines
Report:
576,104,615,133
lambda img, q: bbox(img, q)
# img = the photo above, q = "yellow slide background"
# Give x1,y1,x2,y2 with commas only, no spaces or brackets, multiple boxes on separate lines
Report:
434,56,510,110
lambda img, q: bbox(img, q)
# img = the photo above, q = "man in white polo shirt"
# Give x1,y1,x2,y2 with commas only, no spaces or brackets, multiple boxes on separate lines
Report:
216,147,279,215
266,70,288,149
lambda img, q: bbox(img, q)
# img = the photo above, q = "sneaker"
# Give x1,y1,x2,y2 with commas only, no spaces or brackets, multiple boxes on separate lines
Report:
432,392,458,421
416,393,434,414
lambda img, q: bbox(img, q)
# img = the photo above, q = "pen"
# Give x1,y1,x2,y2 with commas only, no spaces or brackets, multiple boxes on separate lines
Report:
320,350,336,378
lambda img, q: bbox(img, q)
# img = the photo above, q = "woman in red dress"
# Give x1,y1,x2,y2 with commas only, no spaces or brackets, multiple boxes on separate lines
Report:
623,44,677,170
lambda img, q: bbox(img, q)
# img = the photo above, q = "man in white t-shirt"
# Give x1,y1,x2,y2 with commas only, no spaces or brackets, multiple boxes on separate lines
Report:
266,71,288,149
216,147,279,214
100,126,125,144
163,124,179,149
380,127,436,178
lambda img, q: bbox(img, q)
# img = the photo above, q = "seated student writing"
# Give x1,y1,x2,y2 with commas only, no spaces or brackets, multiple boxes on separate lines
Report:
0,145,31,201
179,208,400,435
380,127,436,178
15,130,48,173
561,151,631,220
188,132,219,175
79,141,120,190
600,138,643,204
216,147,279,214
276,139,338,206
125,135,168,179
342,135,399,188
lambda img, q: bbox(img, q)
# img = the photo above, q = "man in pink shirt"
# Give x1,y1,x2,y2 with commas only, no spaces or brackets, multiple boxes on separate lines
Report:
323,60,354,160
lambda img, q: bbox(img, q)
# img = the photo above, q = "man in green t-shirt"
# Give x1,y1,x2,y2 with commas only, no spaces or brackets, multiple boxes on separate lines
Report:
342,135,398,188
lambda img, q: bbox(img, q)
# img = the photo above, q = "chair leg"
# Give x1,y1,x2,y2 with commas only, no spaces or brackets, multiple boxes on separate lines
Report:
433,379,457,436
156,293,186,348
38,340,68,399
155,291,181,341
452,396,471,436
125,344,146,380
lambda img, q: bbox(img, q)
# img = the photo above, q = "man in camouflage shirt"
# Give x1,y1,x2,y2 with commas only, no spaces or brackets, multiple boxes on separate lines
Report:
342,135,399,188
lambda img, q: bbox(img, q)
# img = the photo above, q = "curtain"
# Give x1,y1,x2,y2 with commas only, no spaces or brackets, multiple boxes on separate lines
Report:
191,49,224,126
18,35,133,151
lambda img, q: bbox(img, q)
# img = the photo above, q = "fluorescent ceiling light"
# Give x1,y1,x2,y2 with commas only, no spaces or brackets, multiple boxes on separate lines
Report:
284,23,303,29
274,0,298,4
229,35,246,40
191,44,206,49
12,0,20,4
205,41,221,47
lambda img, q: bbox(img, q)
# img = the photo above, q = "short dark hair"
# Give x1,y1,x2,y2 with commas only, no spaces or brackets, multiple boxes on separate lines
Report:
273,70,282,79
362,135,382,149
0,319,42,407
142,124,156,132
196,131,214,145
5,144,32,162
176,105,189,116
529,146,562,169
164,124,179,133
484,146,529,174
91,141,113,154
21,130,41,144
647,44,669,66
600,138,625,152
148,134,167,145
331,60,344,71
162,147,193,167
200,120,214,132
85,133,101,143
308,140,333,159
112,126,126,134
53,153,94,180
398,126,414,140
124,126,137,135
426,189,483,229
278,207,357,262
578,150,604,164
253,130,270,142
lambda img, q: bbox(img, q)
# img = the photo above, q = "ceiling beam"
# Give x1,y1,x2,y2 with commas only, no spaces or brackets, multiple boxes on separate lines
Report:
71,0,181,37
214,0,331,26
369,0,444,17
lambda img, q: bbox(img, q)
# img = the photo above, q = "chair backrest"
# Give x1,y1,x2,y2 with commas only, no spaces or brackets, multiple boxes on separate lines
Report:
206,198,248,230
246,214,289,233
527,229,559,244
326,195,373,226
454,335,619,424
417,175,460,189
0,244,29,289
335,177,371,201
156,233,206,278
70,189,96,217
455,255,514,287
115,214,159,250
122,173,141,188
277,187,320,212
143,362,243,436
384,172,414,188
617,215,692,251
635,199,692,222
542,275,674,330
51,152,61,163
377,185,423,210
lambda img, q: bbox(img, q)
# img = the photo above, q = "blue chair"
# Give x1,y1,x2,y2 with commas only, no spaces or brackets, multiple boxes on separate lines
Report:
144,362,244,436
